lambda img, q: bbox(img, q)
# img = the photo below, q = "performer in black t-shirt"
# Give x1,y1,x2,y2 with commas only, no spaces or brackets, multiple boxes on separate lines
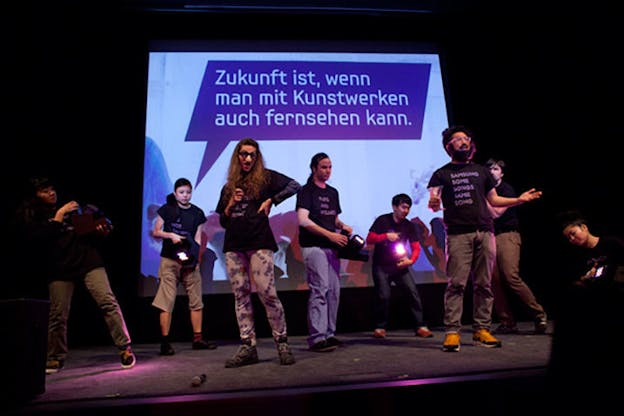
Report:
427,125,542,352
548,210,624,409
216,138,300,367
367,193,433,339
15,176,135,374
485,159,547,335
296,152,353,352
152,178,217,355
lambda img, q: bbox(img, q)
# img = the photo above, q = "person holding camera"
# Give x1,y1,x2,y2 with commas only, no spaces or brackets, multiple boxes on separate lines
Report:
152,177,217,356
548,210,624,408
296,152,353,352
216,138,300,368
15,176,136,374
366,193,433,340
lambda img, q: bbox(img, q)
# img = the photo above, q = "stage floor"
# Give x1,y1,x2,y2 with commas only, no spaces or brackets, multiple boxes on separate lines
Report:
10,322,553,415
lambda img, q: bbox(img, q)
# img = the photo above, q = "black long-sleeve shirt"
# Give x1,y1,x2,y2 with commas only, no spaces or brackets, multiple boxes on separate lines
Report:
18,203,104,282
216,169,300,253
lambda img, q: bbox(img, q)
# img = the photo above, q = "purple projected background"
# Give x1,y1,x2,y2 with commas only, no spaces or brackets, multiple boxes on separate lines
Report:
139,49,450,297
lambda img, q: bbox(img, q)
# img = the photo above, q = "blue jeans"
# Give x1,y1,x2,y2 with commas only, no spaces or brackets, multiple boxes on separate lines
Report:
302,246,341,346
372,265,426,330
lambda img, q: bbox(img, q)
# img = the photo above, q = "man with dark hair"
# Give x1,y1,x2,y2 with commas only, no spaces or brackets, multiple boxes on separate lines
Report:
366,193,433,339
297,152,352,352
485,158,547,335
427,126,542,352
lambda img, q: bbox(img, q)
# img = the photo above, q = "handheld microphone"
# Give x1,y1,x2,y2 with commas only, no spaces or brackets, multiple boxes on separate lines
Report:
191,373,207,387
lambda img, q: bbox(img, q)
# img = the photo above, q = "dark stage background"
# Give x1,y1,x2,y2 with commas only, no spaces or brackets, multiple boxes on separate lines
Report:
4,1,621,346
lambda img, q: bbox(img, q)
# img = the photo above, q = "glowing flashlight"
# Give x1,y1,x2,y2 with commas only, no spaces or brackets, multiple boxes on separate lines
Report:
394,242,407,258
176,250,189,262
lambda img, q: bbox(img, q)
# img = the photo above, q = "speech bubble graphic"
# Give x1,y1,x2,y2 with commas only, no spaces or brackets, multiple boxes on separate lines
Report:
186,60,431,185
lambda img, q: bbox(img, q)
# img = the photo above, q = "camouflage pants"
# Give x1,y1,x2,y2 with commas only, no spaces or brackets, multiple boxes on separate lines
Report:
225,249,287,345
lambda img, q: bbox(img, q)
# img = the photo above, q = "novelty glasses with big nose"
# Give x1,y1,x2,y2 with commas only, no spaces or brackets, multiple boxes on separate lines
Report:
238,151,257,160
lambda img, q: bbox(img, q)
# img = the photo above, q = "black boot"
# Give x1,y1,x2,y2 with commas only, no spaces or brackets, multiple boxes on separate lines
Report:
276,336,295,365
160,335,175,356
225,339,259,368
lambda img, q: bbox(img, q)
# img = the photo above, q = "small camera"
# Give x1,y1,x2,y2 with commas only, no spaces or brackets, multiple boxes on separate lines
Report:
69,205,112,236
337,230,369,262
587,256,607,279
174,239,199,268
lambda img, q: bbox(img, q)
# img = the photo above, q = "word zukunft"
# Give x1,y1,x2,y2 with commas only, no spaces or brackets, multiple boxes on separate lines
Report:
214,108,410,126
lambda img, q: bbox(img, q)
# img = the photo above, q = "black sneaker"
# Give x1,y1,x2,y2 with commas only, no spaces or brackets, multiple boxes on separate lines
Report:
534,317,548,334
120,347,136,369
225,342,259,368
192,339,218,350
45,359,64,374
160,341,175,356
275,337,296,365
309,340,337,352
326,337,344,347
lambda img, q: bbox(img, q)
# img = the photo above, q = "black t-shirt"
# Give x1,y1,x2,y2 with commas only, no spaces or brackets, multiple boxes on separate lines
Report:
215,169,299,253
157,203,206,264
584,236,624,286
493,180,520,234
369,213,419,274
427,162,496,235
296,181,342,248
20,202,104,282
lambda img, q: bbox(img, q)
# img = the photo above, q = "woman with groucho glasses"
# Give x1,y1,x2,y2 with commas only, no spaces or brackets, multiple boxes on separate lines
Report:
216,137,301,368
